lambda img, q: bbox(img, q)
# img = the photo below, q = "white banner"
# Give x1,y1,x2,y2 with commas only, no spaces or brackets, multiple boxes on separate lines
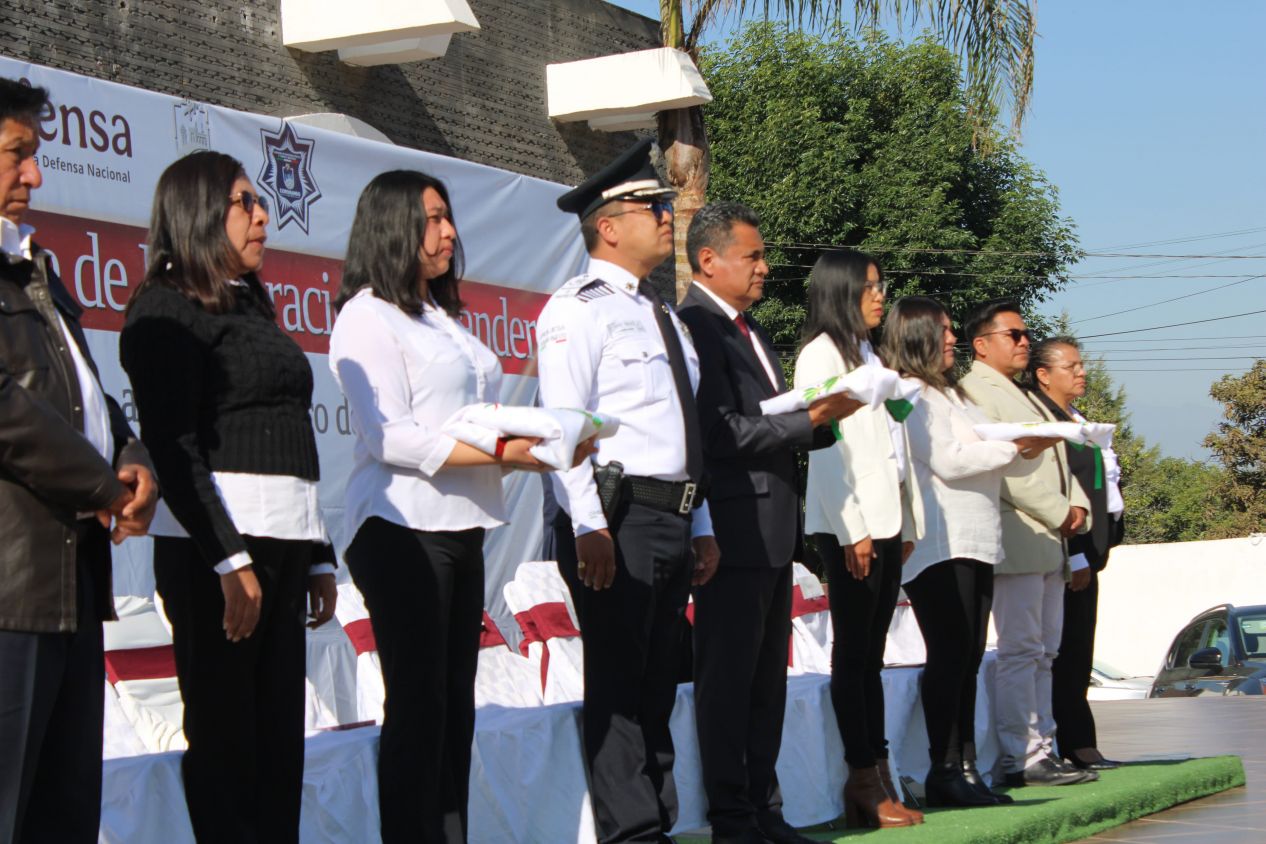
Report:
1,55,587,632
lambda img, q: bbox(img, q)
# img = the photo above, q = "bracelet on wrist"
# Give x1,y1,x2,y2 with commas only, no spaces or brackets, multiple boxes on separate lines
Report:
495,436,509,459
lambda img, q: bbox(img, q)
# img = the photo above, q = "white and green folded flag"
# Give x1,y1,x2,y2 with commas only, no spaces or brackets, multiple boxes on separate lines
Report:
973,420,1116,446
759,364,922,420
444,404,620,471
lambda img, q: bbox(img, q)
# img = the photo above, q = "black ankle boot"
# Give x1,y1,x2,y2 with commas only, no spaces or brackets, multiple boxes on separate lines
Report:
925,762,999,807
960,760,1013,805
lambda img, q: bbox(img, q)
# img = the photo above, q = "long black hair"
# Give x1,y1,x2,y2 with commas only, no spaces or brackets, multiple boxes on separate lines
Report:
881,296,962,395
800,249,880,369
130,150,271,316
336,170,465,317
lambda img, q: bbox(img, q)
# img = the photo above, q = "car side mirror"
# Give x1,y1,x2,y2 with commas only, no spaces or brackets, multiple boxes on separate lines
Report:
1188,647,1223,671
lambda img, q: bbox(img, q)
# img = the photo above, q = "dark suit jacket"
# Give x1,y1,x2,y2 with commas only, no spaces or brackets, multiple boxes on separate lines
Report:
1034,391,1124,570
677,283,832,568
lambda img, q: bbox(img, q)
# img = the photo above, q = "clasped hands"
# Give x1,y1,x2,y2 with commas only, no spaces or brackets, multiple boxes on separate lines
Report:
96,463,159,544
574,530,720,592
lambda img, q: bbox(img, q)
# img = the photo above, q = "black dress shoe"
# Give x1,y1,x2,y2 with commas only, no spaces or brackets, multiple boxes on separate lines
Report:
924,763,998,807
754,814,818,844
1066,753,1123,771
1002,757,1093,787
1051,757,1100,781
960,760,1014,804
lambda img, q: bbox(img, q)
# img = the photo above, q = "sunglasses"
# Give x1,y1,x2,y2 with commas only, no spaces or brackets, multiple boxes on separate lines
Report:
606,200,675,220
228,191,270,215
980,328,1031,343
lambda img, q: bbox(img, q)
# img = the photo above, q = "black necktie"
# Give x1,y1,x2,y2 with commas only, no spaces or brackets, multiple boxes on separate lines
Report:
639,281,703,482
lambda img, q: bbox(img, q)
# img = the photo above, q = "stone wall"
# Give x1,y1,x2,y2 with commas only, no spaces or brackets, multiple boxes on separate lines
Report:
0,0,660,184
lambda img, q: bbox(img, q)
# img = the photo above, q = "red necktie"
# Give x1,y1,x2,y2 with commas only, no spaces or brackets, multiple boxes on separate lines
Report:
735,313,776,389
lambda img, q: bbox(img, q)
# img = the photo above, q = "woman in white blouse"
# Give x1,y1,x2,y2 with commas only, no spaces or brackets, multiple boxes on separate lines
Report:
795,250,924,829
881,296,1053,807
328,171,547,844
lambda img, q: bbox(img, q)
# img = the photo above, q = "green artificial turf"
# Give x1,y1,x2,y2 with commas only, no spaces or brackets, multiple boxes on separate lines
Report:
677,755,1246,844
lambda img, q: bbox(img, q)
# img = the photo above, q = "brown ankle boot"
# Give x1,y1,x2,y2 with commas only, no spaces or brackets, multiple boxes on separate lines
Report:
843,764,916,828
877,758,924,824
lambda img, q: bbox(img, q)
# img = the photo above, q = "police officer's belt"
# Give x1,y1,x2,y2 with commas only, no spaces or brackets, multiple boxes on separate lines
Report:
625,475,703,516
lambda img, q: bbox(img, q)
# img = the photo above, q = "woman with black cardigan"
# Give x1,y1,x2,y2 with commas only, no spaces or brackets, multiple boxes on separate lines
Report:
120,151,337,843
1029,337,1125,772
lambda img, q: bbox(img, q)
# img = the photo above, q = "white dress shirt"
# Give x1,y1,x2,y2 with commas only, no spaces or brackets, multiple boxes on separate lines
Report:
329,288,507,549
148,475,331,574
691,281,780,388
535,258,712,539
902,384,1021,584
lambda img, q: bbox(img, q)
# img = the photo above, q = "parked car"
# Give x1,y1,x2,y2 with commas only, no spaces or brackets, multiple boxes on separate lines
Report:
1088,661,1152,701
1149,604,1266,697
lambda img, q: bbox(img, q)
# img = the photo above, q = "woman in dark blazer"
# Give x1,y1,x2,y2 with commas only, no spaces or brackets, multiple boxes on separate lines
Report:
121,151,337,843
1029,336,1125,772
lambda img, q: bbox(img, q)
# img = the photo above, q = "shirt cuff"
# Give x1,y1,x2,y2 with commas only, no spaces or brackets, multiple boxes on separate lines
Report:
690,500,714,539
420,433,459,477
213,551,253,576
308,563,336,576
1069,552,1090,572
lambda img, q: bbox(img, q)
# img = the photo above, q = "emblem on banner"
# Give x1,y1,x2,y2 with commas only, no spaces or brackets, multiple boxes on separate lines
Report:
257,121,322,233
173,100,211,154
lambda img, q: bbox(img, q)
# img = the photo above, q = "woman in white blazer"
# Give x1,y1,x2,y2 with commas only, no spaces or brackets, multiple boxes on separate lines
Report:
795,250,924,829
882,297,1056,808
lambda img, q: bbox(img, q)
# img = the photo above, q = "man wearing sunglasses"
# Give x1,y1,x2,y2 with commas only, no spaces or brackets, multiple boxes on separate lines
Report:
536,138,720,844
960,299,1093,789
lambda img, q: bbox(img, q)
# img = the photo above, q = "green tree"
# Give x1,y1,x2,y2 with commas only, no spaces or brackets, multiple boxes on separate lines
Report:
696,23,1077,350
656,1,1037,297
1070,344,1244,544
1205,361,1266,536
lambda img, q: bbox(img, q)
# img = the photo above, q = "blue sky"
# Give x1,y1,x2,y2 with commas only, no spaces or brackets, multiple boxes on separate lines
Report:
607,1,1266,460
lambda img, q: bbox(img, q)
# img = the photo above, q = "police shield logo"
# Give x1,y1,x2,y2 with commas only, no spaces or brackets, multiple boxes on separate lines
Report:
257,121,322,233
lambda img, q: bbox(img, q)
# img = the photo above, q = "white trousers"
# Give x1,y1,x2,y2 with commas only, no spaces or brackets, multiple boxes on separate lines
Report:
991,570,1065,773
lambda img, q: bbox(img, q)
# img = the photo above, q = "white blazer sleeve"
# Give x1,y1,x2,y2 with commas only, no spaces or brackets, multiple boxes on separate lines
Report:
908,388,1018,482
535,296,607,536
329,303,456,477
794,338,869,544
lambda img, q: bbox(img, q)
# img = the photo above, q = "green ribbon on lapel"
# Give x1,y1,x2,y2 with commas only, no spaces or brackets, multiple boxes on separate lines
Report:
885,398,914,422
1068,441,1104,490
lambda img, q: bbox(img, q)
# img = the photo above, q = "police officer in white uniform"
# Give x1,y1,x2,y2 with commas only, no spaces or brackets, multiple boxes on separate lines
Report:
536,139,721,844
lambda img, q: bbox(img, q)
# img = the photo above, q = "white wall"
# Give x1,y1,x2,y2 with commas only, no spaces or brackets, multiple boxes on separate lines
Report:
1094,535,1266,678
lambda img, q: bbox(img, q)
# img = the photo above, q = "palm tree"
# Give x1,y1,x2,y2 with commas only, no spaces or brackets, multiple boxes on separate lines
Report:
656,0,1036,299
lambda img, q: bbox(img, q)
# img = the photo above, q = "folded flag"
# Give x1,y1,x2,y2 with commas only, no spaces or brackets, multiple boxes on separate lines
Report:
972,420,1117,447
760,364,922,419
444,404,620,471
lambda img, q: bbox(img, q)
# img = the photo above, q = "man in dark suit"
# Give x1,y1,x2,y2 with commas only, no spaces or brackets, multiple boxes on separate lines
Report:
0,78,157,844
677,203,860,844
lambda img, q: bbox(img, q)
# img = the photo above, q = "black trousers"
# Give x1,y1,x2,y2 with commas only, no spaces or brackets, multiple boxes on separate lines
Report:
814,533,903,769
904,558,994,767
692,564,792,837
555,502,693,844
0,526,106,844
345,517,485,844
1052,567,1100,753
154,536,309,844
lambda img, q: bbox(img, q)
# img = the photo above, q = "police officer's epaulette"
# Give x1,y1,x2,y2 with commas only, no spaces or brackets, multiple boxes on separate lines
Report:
574,280,615,302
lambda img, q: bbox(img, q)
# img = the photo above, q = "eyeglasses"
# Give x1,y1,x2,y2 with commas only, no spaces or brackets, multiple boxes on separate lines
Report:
1048,361,1086,373
606,200,675,221
863,280,888,297
980,328,1031,344
228,191,270,215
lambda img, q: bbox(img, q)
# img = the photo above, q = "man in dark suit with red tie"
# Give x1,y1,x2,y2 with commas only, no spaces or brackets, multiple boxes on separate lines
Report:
676,203,860,844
